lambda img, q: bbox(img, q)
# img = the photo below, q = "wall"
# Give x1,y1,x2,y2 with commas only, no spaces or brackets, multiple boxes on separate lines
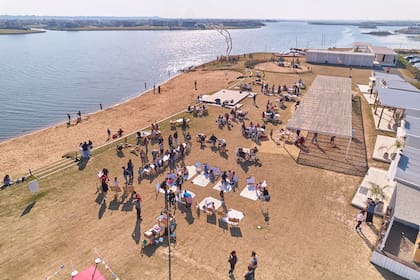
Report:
371,250,420,280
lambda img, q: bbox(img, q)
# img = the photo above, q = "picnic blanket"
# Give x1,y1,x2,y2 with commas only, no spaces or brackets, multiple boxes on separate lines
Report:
192,173,211,187
197,197,222,210
221,209,245,224
213,180,232,193
239,184,260,201
185,165,198,181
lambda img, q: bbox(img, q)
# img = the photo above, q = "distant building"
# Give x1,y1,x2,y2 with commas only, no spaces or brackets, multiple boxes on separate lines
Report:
306,49,375,67
306,43,397,67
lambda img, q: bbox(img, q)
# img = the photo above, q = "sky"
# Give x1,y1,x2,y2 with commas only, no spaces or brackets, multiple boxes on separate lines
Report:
1,0,420,20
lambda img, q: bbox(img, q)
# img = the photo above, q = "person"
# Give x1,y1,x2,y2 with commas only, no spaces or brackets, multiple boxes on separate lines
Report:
210,134,218,147
153,84,156,94
312,133,318,144
248,251,258,278
127,159,134,185
173,130,178,146
118,128,124,137
244,267,254,280
253,93,257,106
122,166,130,185
261,187,270,201
168,189,176,210
230,172,238,192
366,198,381,224
228,250,237,277
330,136,335,146
158,85,161,94
194,80,197,90
107,128,111,141
183,190,193,208
133,191,142,220
220,190,225,202
356,210,365,232
3,175,12,186
99,103,102,110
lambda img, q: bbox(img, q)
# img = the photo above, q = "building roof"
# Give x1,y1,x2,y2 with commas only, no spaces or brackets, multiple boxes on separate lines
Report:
377,87,420,110
379,79,420,92
394,182,420,226
286,75,352,138
405,115,420,138
373,71,405,82
406,136,420,150
368,45,398,56
306,49,375,57
395,146,420,188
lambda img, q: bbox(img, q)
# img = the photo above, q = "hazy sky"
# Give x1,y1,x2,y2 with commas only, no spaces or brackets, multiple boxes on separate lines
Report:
1,0,420,20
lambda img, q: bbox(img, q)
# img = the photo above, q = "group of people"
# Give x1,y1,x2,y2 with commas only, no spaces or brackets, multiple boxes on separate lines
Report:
228,251,258,279
230,107,248,121
355,198,383,232
241,121,267,141
209,133,227,152
187,104,208,117
66,111,82,127
216,113,232,128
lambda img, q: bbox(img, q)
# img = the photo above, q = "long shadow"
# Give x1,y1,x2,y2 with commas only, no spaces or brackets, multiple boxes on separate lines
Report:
108,194,121,213
77,157,89,170
206,214,217,225
238,162,250,173
95,193,105,205
132,219,142,244
230,227,242,237
116,150,125,158
21,201,36,217
121,198,134,213
357,230,374,251
373,264,408,280
141,243,161,257
98,201,106,219
185,206,195,224
218,219,228,232
219,151,229,159
368,223,379,235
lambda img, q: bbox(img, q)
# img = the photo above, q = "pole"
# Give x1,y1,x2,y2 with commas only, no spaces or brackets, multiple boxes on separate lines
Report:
167,212,172,280
377,107,385,128
345,137,352,159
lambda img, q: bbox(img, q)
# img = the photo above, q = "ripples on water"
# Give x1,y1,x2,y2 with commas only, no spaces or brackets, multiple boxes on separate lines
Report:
0,22,418,141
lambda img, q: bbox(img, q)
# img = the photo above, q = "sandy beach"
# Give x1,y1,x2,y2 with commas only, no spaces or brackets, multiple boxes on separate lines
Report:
0,69,241,178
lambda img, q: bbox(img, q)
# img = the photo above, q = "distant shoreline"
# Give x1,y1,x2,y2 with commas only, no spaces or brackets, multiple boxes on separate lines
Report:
0,28,45,35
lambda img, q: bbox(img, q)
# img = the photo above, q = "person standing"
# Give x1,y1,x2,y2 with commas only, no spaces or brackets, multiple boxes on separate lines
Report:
67,113,71,122
127,159,134,185
133,191,142,220
248,251,258,278
122,166,130,185
253,93,257,106
143,137,149,156
356,210,365,232
153,84,156,94
366,198,381,224
228,250,237,277
107,128,111,141
312,133,318,144
194,80,197,90
173,130,178,147
99,103,103,110
158,85,161,94
330,136,335,146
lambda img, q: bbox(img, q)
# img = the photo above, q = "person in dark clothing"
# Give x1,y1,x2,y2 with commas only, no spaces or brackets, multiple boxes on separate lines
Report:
133,191,142,219
228,250,237,276
366,198,382,224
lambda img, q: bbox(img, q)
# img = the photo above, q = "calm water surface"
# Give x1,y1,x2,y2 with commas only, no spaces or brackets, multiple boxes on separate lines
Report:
0,21,418,141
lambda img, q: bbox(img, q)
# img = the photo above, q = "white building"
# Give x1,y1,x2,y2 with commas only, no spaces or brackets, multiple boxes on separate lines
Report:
305,49,375,67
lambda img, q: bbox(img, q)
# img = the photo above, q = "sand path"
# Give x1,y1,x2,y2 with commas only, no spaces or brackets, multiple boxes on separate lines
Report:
0,70,241,177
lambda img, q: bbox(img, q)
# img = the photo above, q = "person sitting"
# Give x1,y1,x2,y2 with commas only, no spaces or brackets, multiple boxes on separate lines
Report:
203,163,210,174
184,132,192,142
117,128,124,137
218,139,227,152
237,148,247,160
208,169,216,182
261,187,270,201
116,143,124,152
3,174,13,187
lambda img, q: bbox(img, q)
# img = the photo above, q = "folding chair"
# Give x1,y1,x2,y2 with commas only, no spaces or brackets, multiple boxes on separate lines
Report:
195,161,202,173
246,177,256,186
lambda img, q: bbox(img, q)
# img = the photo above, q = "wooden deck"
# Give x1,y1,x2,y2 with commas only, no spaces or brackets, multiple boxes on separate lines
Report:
297,97,368,177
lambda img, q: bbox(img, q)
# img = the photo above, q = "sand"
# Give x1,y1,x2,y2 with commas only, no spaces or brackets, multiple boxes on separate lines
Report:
0,70,241,178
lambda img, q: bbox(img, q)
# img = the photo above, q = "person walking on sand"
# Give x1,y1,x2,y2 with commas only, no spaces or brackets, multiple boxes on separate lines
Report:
133,191,142,220
107,128,111,141
248,251,258,278
67,113,71,122
253,93,257,106
158,85,161,94
122,166,130,186
194,80,197,90
228,250,237,277
355,210,365,232
153,84,156,94
330,136,335,146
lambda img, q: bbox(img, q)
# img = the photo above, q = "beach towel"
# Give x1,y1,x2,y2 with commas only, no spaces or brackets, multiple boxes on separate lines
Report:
197,196,222,210
213,180,232,193
192,173,210,187
185,165,198,181
240,184,260,201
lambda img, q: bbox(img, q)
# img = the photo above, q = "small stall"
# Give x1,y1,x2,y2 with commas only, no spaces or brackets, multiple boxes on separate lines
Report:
143,211,176,247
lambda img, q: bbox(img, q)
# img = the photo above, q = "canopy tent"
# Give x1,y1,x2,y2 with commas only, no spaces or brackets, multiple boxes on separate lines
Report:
287,75,353,138
395,146,420,189
394,183,420,227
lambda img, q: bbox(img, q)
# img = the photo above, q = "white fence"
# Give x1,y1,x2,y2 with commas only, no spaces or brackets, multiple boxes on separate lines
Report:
371,250,420,280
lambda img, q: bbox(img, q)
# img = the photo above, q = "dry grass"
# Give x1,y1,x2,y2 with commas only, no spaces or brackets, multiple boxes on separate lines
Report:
0,57,404,280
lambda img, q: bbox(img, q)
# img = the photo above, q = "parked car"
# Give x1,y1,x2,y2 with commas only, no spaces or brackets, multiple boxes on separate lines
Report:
408,57,420,64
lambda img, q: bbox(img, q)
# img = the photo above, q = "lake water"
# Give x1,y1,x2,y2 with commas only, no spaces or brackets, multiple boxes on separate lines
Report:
0,21,418,141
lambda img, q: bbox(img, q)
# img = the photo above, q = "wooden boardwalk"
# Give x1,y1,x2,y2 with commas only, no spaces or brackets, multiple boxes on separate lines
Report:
297,97,368,177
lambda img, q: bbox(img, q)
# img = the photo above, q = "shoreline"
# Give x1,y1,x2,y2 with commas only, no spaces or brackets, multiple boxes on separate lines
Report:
0,71,183,145
0,67,241,178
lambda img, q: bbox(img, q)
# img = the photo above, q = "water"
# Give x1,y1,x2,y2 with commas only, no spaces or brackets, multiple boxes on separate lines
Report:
0,21,418,141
